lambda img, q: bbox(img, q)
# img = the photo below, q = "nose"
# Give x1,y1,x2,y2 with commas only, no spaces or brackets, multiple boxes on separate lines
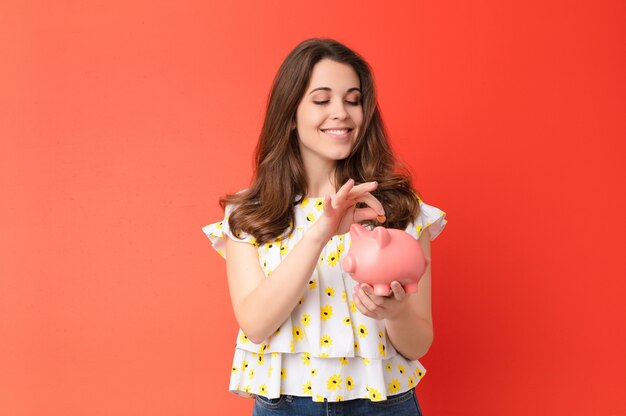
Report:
330,101,349,120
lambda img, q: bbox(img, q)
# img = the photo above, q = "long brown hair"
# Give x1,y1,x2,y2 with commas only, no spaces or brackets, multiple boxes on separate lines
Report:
221,38,419,245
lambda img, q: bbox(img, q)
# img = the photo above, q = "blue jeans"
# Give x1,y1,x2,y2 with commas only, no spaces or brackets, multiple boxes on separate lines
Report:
252,389,423,416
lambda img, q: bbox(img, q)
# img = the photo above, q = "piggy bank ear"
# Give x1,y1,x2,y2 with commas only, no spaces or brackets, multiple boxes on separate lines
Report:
350,223,367,238
372,226,391,248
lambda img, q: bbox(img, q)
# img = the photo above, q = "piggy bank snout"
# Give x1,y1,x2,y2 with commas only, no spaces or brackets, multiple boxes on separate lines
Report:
341,255,356,273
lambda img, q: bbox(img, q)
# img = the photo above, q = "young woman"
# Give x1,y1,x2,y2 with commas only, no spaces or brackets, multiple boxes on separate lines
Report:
203,38,446,415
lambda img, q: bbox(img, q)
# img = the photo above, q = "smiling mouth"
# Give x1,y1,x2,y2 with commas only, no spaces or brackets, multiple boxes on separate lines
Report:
321,128,353,138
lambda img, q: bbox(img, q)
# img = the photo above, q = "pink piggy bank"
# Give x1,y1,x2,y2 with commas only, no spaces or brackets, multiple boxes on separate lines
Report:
342,223,426,296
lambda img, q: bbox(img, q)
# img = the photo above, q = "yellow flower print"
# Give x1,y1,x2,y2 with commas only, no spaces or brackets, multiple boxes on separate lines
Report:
216,222,223,229
267,366,273,377
231,366,238,374
273,327,281,336
271,352,279,358
320,335,333,347
408,376,416,388
319,352,329,357
240,360,249,371
346,376,355,390
343,317,351,325
337,240,345,254
243,385,251,394
388,378,400,394
327,251,339,267
350,301,357,312
386,363,392,372
337,395,343,401
280,368,288,380
259,384,267,396
378,343,386,357
366,386,383,401
250,238,258,247
301,198,310,208
309,279,318,289
293,326,304,341
280,243,288,256
320,304,333,321
264,242,275,250
357,324,368,338
306,213,316,222
239,332,250,343
325,287,335,297
341,290,347,301
319,253,324,265
257,354,264,366
416,368,425,379
302,381,312,395
290,340,295,353
415,225,422,236
248,369,255,379
259,343,268,354
315,199,324,211
354,341,359,350
378,331,383,339
362,358,371,365
301,352,311,365
397,365,406,376
301,314,311,326
311,368,317,376
339,357,348,366
327,374,342,391
298,297,304,305
314,394,325,402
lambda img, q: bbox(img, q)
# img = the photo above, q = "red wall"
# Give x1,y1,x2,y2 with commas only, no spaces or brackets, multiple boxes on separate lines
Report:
1,1,625,415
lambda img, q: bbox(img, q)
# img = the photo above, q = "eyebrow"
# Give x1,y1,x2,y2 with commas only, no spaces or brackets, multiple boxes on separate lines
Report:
308,87,361,95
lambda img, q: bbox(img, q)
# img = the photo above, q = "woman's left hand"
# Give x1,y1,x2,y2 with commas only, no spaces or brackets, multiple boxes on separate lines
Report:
353,281,414,320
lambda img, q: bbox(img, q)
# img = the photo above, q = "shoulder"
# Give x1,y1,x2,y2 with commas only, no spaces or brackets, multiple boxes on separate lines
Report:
405,198,447,241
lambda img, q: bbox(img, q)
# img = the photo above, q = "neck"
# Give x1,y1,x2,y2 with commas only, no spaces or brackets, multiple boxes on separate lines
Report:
302,157,337,198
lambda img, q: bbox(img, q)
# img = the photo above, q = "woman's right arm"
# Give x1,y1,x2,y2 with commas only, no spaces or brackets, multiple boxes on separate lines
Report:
225,179,385,344
225,229,327,344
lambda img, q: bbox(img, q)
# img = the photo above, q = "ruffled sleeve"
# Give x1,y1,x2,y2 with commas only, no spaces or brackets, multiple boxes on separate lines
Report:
201,204,257,259
405,198,447,241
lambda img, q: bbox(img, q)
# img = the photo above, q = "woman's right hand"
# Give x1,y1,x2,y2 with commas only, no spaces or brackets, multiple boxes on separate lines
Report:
308,179,386,242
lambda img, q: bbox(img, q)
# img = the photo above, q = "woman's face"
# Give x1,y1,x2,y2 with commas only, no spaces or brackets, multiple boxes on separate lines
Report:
295,59,363,169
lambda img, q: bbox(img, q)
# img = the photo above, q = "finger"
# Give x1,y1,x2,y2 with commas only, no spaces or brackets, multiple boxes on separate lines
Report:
353,192,386,218
322,194,335,216
352,207,380,223
350,180,378,195
334,179,356,205
390,281,407,301
353,294,379,319
358,284,386,308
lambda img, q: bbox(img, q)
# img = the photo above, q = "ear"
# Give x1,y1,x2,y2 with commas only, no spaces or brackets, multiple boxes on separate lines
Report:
350,223,367,238
372,226,390,248
291,120,297,130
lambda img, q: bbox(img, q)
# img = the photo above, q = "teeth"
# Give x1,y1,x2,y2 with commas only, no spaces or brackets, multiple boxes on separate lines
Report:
324,129,349,135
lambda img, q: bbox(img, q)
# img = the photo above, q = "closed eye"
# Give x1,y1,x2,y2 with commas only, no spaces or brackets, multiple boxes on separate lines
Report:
313,100,361,106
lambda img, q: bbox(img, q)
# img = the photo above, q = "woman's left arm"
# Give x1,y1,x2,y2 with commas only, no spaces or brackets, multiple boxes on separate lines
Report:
352,227,434,361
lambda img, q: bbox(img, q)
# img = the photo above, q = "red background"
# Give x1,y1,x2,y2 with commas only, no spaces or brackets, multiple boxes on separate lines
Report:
1,1,625,415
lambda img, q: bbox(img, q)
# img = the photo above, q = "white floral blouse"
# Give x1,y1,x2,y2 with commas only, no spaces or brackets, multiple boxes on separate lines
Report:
202,195,447,402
